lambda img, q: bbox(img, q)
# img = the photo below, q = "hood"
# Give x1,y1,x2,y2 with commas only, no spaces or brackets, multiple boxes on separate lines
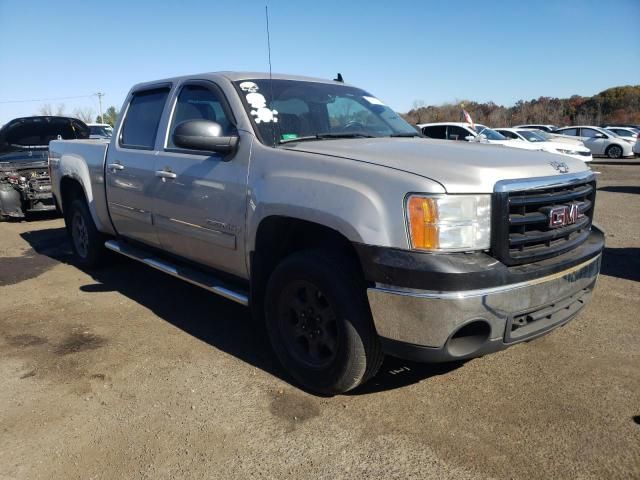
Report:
282,137,591,193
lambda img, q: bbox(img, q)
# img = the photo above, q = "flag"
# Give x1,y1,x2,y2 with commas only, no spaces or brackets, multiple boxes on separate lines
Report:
463,109,475,130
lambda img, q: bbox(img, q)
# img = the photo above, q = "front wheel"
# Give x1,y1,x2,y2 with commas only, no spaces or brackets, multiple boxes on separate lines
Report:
265,249,383,395
606,144,623,159
65,198,107,268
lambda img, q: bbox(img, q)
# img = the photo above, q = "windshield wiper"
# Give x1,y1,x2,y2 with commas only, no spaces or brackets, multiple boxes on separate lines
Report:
388,132,424,138
278,132,376,145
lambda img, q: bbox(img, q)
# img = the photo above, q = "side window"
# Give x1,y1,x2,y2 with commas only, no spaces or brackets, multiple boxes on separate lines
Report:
447,125,470,140
120,88,170,149
422,125,446,139
500,130,518,139
168,84,235,148
580,128,599,138
559,128,578,136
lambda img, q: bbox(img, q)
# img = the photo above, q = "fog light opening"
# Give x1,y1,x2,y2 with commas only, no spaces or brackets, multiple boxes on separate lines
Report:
446,320,491,357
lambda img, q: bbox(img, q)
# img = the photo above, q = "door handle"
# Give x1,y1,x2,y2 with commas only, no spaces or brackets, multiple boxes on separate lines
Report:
155,170,177,180
108,163,124,171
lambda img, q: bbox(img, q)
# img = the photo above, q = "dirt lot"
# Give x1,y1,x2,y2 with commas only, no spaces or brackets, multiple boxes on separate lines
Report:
1,164,638,479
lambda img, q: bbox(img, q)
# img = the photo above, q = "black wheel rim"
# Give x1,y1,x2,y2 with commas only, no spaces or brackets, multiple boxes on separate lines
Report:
609,146,622,158
277,280,339,369
72,211,89,259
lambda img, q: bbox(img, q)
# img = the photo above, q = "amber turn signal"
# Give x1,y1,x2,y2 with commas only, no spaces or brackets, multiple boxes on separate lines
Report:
407,196,439,249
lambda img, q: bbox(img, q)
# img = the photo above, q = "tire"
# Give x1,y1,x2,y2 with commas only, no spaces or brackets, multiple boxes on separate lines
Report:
606,144,623,159
65,198,107,268
265,249,383,395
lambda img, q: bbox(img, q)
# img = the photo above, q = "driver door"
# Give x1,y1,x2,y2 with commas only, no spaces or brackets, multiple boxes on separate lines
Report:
153,81,250,278
579,128,606,155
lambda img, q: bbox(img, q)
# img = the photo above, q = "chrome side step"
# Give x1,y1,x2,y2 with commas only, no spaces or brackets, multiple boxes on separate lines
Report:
104,240,249,306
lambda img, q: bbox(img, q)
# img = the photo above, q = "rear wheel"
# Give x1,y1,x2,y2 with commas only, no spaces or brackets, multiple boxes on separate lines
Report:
265,249,383,395
606,144,623,159
65,198,107,268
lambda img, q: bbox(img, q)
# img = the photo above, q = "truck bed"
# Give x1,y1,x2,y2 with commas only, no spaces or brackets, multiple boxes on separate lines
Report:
49,138,113,233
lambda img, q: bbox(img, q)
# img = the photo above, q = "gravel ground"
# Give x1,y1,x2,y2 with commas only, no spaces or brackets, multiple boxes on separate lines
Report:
0,165,638,479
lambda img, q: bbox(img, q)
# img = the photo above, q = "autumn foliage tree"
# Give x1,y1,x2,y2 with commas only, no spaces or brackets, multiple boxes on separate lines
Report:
403,85,640,127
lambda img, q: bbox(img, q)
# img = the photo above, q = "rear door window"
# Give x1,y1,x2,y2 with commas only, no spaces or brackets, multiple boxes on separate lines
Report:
120,88,170,149
422,125,446,139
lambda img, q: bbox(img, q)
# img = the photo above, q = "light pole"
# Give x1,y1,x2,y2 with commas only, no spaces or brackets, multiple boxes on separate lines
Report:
95,92,104,123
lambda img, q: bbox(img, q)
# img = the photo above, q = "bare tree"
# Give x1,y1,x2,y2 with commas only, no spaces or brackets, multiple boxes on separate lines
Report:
38,103,54,115
55,104,66,116
73,107,95,123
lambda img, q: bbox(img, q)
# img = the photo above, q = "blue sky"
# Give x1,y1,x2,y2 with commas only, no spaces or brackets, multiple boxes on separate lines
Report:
1,0,639,124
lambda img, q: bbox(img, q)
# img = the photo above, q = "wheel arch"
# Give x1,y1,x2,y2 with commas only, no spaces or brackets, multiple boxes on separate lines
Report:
249,215,368,319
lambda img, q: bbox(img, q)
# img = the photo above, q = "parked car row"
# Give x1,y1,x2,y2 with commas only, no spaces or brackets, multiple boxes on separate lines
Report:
418,121,639,160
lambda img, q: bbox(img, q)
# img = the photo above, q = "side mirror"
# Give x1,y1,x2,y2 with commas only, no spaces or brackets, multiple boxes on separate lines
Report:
172,119,238,155
594,133,606,139
464,135,476,142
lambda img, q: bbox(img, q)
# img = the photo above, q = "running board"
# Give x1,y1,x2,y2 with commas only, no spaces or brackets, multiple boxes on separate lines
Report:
104,240,249,306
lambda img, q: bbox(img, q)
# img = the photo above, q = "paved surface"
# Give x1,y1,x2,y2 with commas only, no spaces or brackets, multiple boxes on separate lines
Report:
1,165,639,479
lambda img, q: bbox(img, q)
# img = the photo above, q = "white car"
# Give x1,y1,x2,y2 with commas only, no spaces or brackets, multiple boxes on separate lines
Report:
418,122,542,151
553,126,634,159
496,128,592,162
604,127,638,147
521,128,587,147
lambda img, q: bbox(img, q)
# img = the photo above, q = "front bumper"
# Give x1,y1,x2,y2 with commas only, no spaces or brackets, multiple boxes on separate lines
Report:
360,228,604,363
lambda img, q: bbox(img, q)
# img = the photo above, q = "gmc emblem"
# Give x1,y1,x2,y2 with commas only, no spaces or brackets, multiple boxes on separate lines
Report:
548,204,580,228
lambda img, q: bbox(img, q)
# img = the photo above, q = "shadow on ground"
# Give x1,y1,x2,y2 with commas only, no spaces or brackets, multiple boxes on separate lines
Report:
600,247,640,283
598,186,640,195
18,226,462,395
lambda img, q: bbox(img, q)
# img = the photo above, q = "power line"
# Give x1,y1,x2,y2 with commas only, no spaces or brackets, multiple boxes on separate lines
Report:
0,94,98,104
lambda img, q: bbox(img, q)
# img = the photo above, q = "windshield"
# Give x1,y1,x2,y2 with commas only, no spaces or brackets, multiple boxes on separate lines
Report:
516,130,546,142
473,124,507,141
527,129,553,140
234,79,419,146
603,129,621,138
607,128,636,137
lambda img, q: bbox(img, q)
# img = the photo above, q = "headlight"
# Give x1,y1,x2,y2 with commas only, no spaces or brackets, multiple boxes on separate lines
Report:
406,194,491,251
556,148,580,155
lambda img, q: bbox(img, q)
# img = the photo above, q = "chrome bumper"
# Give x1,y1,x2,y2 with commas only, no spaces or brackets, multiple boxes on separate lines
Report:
367,254,601,350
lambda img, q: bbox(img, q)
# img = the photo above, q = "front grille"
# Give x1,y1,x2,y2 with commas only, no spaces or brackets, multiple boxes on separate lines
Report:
578,151,591,157
492,179,596,265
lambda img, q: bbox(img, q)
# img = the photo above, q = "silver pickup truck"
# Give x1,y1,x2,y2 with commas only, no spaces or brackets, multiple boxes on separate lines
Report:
49,72,604,394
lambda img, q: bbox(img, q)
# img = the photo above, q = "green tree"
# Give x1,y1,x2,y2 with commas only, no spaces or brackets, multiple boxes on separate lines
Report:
96,106,119,126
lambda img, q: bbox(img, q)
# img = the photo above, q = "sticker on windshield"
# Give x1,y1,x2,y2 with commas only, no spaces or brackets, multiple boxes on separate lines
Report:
363,96,385,106
281,133,298,140
239,81,279,124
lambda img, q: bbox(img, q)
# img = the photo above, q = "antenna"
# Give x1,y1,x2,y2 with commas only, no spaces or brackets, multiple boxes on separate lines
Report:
265,5,277,146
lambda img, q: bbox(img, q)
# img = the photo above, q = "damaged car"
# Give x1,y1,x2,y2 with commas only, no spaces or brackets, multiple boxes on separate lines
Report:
0,116,90,220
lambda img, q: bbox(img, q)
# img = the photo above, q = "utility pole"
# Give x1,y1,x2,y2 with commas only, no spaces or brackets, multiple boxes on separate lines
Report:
95,92,104,123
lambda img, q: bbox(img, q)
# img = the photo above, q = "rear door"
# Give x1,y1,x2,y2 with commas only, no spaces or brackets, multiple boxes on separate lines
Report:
105,86,170,247
152,80,250,277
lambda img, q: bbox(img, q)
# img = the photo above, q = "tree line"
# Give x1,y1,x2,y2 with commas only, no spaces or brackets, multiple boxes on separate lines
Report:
37,104,119,126
403,85,640,127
